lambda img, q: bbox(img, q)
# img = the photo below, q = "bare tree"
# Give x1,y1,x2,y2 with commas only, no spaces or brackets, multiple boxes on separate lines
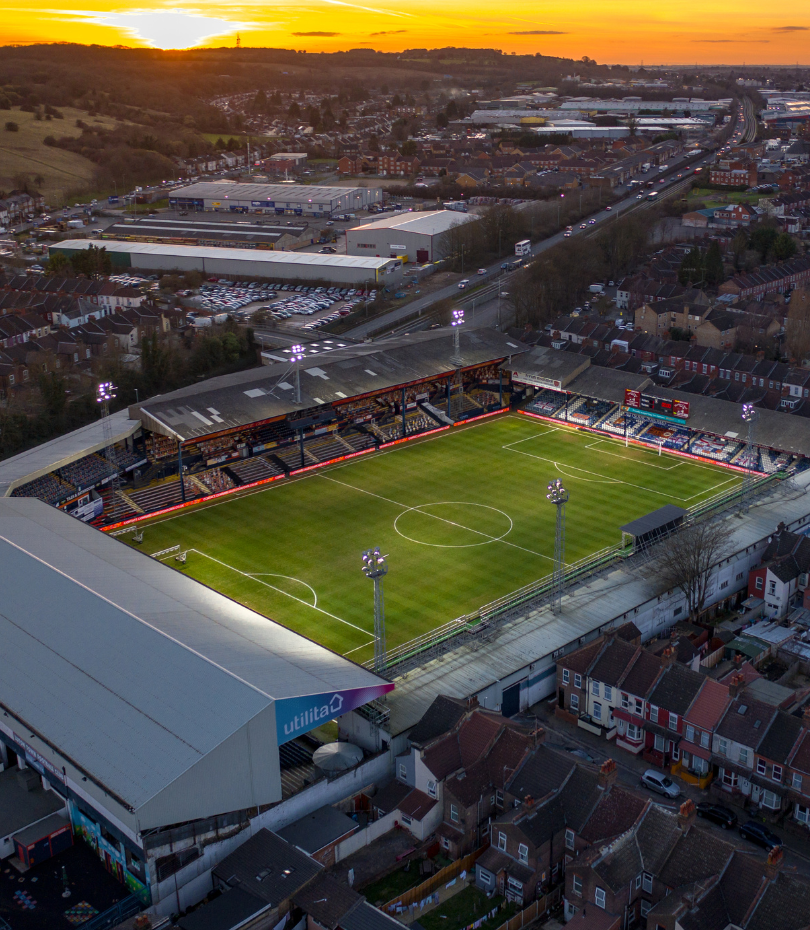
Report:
653,521,733,622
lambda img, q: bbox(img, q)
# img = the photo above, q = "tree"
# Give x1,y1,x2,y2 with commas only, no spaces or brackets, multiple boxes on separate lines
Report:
749,224,778,263
731,230,748,271
400,139,418,157
653,520,733,622
38,371,67,421
4,121,19,132
70,244,112,278
287,101,301,119
436,112,449,130
678,245,704,287
773,232,797,262
46,251,72,276
704,240,724,287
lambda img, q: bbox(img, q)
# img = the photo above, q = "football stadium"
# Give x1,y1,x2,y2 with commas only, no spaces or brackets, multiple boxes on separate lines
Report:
3,329,808,677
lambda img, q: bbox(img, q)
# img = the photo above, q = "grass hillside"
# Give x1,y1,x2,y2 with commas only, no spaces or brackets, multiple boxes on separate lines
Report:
0,107,127,203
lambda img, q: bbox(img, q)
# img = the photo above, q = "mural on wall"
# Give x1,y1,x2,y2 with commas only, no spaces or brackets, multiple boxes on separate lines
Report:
71,807,151,904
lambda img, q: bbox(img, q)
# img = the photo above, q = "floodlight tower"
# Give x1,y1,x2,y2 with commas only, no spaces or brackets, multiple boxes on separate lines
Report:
291,344,305,404
362,547,389,676
451,308,464,366
740,402,759,513
547,478,569,613
97,381,121,520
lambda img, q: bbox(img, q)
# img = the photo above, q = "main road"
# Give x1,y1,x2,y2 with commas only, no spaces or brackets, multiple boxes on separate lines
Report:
344,147,719,340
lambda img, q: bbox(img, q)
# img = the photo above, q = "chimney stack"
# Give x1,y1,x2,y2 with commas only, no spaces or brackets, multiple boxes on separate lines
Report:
598,758,618,790
764,846,784,881
733,654,743,668
661,645,677,667
524,795,535,809
677,799,696,832
728,673,745,699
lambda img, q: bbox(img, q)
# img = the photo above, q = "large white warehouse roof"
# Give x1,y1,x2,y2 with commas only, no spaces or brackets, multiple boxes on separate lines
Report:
51,239,395,272
350,210,479,236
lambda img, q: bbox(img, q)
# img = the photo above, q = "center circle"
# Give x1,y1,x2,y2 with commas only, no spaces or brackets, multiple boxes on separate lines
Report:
394,502,513,548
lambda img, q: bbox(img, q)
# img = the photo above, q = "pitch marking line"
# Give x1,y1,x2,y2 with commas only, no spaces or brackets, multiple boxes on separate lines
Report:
583,439,682,470
249,573,318,607
342,639,377,658
172,549,373,637
320,474,555,563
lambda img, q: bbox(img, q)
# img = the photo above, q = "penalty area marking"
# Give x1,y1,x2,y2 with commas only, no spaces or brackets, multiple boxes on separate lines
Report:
249,573,318,608
394,502,513,549
164,548,372,637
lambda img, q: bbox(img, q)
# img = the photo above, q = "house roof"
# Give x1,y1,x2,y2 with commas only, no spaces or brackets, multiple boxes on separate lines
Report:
557,766,603,833
507,745,577,802
589,640,639,688
685,679,731,732
372,779,411,814
339,901,406,930
657,827,735,889
398,789,438,821
277,806,357,855
292,873,362,930
757,711,803,764
177,887,268,930
715,697,776,748
760,528,810,584
719,850,768,928
213,829,322,906
579,787,647,844
558,638,605,676
620,650,664,700
746,870,810,930
407,695,467,747
648,665,705,717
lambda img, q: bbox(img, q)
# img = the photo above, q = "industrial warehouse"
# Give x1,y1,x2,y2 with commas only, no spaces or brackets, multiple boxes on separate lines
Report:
101,213,313,250
167,181,383,216
346,209,480,262
49,239,403,285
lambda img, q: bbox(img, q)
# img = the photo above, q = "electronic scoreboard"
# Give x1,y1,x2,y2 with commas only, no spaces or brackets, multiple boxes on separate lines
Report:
624,389,690,421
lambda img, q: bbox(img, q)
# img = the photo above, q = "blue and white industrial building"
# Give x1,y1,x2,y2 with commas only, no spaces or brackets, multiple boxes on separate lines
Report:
168,182,383,217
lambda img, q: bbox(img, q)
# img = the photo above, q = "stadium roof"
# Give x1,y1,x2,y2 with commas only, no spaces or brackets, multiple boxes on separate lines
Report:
51,239,395,272
350,210,480,236
515,348,810,457
620,505,686,539
135,328,525,441
0,499,390,830
0,409,140,496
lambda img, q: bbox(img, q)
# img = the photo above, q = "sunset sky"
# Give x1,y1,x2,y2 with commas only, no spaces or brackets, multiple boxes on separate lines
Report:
2,0,809,64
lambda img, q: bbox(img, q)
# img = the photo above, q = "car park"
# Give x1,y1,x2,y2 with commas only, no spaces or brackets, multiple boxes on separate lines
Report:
640,769,680,799
696,803,737,829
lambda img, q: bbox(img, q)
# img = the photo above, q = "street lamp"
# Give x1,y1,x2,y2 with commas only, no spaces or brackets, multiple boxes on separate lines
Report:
362,547,389,675
547,478,569,613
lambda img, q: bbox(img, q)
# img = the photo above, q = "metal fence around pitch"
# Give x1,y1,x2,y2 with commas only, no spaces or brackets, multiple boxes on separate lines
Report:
366,469,785,679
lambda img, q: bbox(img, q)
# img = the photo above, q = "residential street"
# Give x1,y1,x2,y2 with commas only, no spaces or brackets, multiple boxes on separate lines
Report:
526,698,810,878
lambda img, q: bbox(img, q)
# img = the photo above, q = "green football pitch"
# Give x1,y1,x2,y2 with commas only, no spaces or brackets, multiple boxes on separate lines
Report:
124,414,743,666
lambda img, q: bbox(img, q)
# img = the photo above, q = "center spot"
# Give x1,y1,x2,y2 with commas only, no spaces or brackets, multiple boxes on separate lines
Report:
394,502,513,548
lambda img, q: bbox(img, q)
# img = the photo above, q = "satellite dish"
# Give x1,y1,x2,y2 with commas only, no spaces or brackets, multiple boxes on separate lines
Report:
313,742,363,774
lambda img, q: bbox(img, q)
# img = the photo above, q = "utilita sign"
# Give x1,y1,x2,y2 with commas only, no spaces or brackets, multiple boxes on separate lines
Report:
274,683,394,743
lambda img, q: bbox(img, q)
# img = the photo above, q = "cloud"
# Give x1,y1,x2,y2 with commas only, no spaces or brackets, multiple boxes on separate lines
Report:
370,28,407,35
508,29,566,34
773,25,808,32
292,30,340,35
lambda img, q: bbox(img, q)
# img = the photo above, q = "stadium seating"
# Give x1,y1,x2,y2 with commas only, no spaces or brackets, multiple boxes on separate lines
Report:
251,420,294,451
129,478,202,514
306,436,351,463
274,444,317,470
340,429,375,452
228,457,283,485
525,389,566,417
113,448,146,471
196,469,236,494
12,473,73,505
59,453,118,489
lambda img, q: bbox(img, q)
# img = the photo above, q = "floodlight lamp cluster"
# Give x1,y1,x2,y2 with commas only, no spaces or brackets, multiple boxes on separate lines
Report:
362,547,388,577
96,381,116,403
742,403,756,422
291,344,305,363
452,309,464,327
546,478,568,504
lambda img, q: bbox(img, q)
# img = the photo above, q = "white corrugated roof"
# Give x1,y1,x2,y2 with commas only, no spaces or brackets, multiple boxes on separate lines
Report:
52,239,395,270
350,210,479,236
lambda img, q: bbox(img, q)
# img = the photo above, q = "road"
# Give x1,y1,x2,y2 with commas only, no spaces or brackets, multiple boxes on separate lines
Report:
344,148,717,341
741,97,757,145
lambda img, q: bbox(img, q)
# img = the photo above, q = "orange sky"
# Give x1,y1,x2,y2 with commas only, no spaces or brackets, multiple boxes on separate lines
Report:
2,0,809,64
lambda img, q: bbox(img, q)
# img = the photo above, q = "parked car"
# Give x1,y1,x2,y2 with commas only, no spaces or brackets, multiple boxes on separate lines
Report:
696,803,737,829
640,769,681,799
739,821,781,850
